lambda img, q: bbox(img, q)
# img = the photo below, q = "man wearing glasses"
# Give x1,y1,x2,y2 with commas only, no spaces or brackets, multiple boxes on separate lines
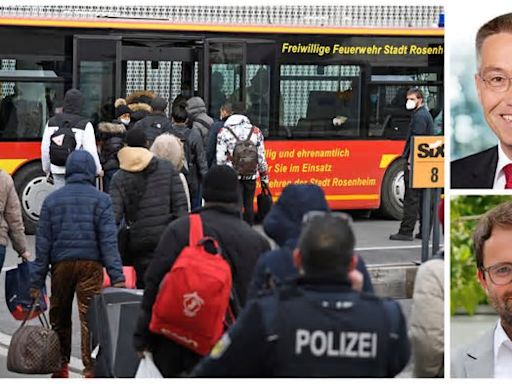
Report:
452,13,512,188
452,201,512,378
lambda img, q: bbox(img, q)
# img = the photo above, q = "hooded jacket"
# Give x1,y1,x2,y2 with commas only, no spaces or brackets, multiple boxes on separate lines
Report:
0,170,27,254
247,184,373,300
41,88,102,175
30,150,124,290
170,123,208,197
110,146,188,256
98,121,126,171
186,97,213,148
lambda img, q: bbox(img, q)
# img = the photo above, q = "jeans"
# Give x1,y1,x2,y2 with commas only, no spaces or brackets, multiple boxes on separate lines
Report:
239,179,256,225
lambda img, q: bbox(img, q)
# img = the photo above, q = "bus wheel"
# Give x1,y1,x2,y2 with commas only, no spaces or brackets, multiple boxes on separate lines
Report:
13,162,53,235
379,159,405,220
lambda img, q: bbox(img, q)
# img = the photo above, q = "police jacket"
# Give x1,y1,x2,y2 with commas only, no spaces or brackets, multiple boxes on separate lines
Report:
192,276,410,377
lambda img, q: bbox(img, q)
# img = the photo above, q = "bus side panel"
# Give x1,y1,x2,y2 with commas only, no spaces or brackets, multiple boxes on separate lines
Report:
263,140,404,210
0,142,41,175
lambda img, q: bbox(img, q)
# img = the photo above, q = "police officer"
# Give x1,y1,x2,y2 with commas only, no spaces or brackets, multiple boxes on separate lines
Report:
191,213,410,377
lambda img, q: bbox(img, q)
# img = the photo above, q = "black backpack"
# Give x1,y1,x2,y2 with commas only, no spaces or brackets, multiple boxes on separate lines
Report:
49,117,84,166
169,127,192,175
225,126,258,177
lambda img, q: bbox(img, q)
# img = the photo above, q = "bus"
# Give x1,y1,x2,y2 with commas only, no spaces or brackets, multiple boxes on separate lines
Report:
0,5,444,233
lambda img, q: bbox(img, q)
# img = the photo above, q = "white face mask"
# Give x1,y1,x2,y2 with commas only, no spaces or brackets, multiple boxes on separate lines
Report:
120,118,130,126
405,99,417,110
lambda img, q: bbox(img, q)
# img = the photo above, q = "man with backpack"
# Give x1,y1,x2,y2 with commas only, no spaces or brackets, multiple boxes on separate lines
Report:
133,96,172,145
192,213,410,377
41,88,102,189
170,102,208,210
216,110,269,225
133,165,270,377
110,128,188,288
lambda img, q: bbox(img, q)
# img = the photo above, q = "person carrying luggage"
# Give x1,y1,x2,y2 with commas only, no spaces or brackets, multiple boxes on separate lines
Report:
170,101,208,210
0,169,30,269
216,108,269,225
133,165,270,377
29,150,126,378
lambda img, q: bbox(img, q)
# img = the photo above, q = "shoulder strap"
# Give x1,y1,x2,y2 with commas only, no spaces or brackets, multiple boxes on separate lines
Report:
245,126,255,142
188,214,204,246
195,117,211,130
224,126,239,141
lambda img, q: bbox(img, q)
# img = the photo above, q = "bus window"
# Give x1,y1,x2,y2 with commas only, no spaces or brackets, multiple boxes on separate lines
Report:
0,59,64,139
279,64,361,139
246,65,270,134
368,82,442,138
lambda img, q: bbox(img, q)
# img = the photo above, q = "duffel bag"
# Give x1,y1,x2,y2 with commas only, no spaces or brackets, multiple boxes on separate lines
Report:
7,301,61,375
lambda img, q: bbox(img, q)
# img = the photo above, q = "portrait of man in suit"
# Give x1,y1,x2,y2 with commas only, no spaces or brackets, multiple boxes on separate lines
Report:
451,13,512,188
452,201,512,378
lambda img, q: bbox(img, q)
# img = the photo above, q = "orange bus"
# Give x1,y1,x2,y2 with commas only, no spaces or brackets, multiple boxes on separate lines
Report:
0,6,444,233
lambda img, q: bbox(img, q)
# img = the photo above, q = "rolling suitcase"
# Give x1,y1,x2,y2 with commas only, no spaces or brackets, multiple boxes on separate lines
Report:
87,287,143,378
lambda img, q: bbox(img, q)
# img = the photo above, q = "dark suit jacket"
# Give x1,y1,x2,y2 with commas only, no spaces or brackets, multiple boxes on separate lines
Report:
451,146,498,189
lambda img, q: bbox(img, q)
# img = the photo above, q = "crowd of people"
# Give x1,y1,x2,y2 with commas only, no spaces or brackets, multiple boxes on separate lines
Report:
0,87,442,378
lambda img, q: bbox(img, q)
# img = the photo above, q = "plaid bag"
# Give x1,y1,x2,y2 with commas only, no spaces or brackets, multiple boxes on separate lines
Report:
7,301,61,374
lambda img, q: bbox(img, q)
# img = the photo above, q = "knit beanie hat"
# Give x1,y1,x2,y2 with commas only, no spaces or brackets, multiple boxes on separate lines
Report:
202,165,240,204
126,128,148,148
114,98,131,119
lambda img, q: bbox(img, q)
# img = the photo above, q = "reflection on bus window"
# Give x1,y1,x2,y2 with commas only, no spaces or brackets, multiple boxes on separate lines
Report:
0,81,63,139
246,65,270,134
368,80,442,139
279,65,361,138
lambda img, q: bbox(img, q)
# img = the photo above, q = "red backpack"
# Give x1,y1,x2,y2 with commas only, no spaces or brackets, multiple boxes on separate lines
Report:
149,214,233,356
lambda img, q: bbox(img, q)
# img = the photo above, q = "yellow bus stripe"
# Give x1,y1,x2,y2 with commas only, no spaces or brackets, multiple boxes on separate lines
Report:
379,154,400,169
0,159,26,174
0,17,444,36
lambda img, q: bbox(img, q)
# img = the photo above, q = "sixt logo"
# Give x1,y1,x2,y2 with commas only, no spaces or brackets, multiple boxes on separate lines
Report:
417,141,444,158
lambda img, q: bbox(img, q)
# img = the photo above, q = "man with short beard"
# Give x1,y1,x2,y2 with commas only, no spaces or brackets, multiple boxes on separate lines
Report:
452,201,512,378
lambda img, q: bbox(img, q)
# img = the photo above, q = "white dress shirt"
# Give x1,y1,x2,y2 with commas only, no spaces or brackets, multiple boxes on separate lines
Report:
493,143,512,189
494,320,512,378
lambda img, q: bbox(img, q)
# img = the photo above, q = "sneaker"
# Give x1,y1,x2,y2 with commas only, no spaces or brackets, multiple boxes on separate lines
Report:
415,233,422,240
51,363,69,378
389,233,413,241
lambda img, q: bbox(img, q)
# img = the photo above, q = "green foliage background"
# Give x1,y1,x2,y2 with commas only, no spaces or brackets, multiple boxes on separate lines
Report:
451,195,512,315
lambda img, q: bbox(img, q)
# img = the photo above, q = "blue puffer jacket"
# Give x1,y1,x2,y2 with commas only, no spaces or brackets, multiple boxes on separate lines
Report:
247,184,373,299
31,150,124,289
